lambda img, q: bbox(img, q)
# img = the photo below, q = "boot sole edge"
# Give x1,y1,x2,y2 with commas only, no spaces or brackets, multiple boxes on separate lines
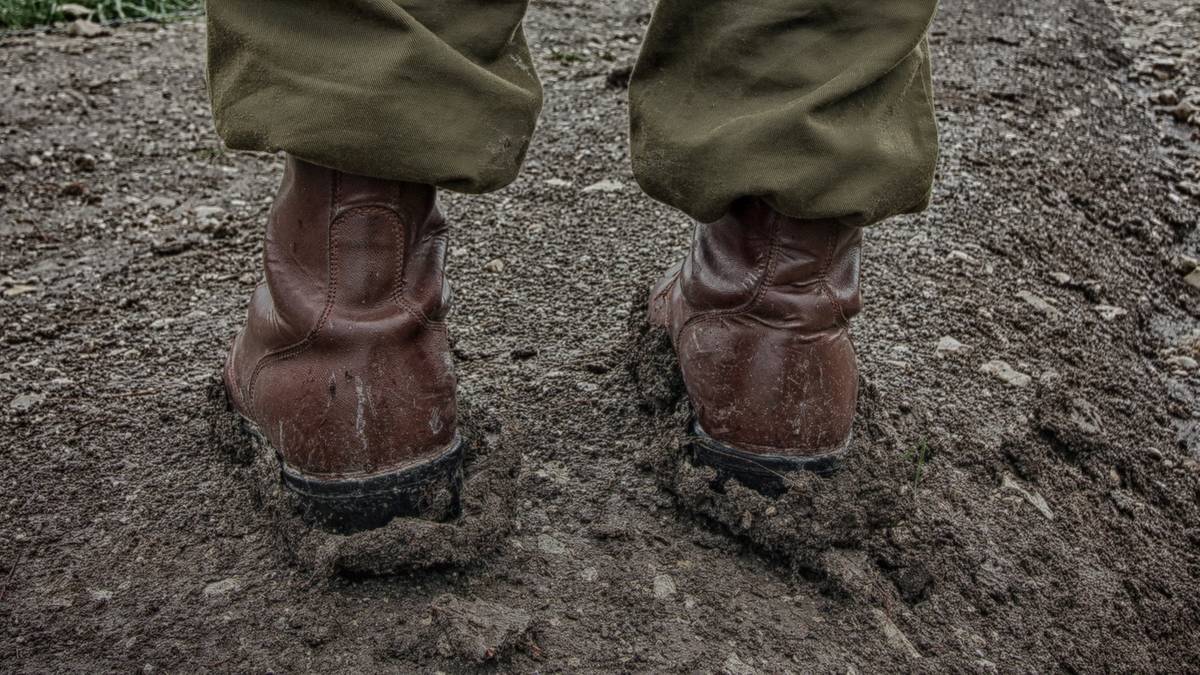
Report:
688,422,847,494
280,437,465,532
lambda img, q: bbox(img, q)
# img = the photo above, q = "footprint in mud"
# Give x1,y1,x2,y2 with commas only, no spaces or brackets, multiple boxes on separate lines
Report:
206,373,523,577
623,297,926,598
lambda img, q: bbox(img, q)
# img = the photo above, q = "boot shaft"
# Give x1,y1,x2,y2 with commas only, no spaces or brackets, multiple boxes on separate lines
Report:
265,157,451,330
675,198,863,334
224,156,458,479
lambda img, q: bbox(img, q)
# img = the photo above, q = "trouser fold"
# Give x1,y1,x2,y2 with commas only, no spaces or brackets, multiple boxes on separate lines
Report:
206,0,938,225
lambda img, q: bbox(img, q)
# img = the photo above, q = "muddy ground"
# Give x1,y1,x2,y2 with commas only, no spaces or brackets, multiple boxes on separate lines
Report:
2,0,1200,671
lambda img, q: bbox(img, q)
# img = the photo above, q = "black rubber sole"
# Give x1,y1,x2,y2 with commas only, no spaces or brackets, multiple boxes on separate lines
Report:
279,436,464,533
687,421,846,496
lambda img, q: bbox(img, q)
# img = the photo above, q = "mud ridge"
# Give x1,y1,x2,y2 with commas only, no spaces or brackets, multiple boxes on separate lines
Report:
206,373,523,577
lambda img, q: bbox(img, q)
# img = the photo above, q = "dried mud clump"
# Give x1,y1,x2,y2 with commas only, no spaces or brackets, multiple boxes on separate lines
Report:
206,372,523,576
430,593,540,663
624,311,915,587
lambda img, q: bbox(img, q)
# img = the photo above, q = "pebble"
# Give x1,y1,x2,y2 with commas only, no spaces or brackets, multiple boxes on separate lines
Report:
935,336,968,357
1001,475,1054,520
581,179,624,193
1165,355,1198,370
872,609,921,659
1049,272,1072,285
544,178,572,187
537,534,566,555
1016,291,1059,317
946,250,980,265
66,19,111,38
482,259,505,273
59,3,94,19
1172,254,1198,274
1094,305,1127,321
1184,268,1200,290
722,652,757,675
580,567,599,583
202,578,241,599
9,393,46,412
653,573,677,599
1151,89,1179,106
979,360,1031,387
3,284,40,297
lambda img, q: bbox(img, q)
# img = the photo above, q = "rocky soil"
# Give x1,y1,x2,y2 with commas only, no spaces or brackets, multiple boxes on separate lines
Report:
2,0,1199,671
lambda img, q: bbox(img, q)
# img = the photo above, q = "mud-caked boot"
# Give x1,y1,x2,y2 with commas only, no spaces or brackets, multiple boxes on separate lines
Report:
648,198,862,492
221,156,462,531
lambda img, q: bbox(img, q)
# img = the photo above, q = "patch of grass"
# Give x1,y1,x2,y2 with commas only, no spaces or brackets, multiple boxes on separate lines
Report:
0,0,200,30
906,440,931,489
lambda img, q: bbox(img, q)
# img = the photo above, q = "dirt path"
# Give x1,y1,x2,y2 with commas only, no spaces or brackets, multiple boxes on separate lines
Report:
2,0,1198,671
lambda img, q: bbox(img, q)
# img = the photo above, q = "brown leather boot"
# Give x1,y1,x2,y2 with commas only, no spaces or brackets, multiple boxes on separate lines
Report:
222,156,462,530
648,198,862,490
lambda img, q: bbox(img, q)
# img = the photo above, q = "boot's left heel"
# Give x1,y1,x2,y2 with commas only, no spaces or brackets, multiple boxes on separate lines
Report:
280,437,465,533
688,422,846,496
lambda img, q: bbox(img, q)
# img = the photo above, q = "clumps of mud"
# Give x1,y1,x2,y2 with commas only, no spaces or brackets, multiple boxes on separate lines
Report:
206,374,522,576
429,594,540,663
625,313,922,594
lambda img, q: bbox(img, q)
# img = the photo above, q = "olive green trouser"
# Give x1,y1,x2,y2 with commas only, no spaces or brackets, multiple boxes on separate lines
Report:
206,0,938,225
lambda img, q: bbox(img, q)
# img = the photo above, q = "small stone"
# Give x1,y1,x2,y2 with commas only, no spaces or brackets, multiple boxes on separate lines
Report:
58,4,94,19
1184,268,1200,290
1175,253,1198,270
1049,271,1072,285
580,567,599,583
1170,256,1198,278
537,534,566,555
1001,474,1054,520
979,360,1031,387
1151,89,1179,106
66,19,110,38
431,594,533,664
1094,305,1127,321
947,250,980,265
3,284,40,297
89,589,113,603
722,652,757,675
653,574,677,599
1165,355,1198,370
581,178,624,193
202,578,241,599
10,393,46,412
1170,101,1197,123
193,205,224,222
1016,291,1059,317
872,609,921,659
544,178,572,187
935,336,967,357
482,258,505,274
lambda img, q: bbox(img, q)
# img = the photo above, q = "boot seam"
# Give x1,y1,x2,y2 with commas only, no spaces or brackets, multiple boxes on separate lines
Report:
817,228,851,327
676,208,782,338
245,204,342,414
